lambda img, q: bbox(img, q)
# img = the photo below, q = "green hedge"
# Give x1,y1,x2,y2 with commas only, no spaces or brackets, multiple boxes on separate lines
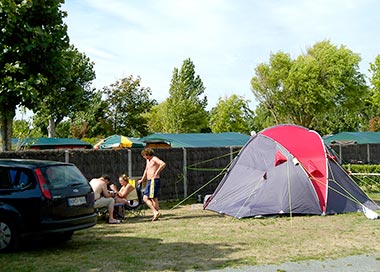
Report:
344,164,380,193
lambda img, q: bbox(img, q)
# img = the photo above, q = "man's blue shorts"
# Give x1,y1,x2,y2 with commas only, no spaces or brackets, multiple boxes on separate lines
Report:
143,178,161,198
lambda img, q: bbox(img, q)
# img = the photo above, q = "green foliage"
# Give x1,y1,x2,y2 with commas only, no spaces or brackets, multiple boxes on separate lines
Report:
0,0,69,150
80,137,100,145
12,119,43,138
12,118,43,150
103,75,156,137
55,120,71,138
63,90,110,138
250,104,275,132
366,55,380,131
343,164,380,193
251,40,368,134
34,45,96,137
250,51,292,125
145,58,209,134
142,102,167,133
164,58,209,133
345,164,380,174
26,89,108,139
209,94,254,134
0,0,69,109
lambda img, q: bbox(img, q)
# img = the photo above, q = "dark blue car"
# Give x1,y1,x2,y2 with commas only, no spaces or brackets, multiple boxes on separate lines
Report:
0,159,96,252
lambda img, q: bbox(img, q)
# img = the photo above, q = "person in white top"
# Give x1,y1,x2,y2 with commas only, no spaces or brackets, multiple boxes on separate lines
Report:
90,174,120,224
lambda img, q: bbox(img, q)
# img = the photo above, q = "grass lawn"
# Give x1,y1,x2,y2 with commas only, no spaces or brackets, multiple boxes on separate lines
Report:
1,202,380,271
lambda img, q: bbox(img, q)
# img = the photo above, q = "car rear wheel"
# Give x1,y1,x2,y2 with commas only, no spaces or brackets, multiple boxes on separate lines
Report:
0,218,19,253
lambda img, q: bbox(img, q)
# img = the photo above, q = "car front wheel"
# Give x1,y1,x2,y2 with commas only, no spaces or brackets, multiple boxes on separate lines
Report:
0,218,19,253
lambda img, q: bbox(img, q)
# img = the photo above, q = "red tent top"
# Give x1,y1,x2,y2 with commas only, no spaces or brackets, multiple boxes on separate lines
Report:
261,124,328,212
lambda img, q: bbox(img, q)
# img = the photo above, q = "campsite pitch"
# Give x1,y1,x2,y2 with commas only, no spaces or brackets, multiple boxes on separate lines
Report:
1,203,380,271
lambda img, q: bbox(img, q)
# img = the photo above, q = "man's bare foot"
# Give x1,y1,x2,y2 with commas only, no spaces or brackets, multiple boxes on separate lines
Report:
109,219,121,224
152,212,161,221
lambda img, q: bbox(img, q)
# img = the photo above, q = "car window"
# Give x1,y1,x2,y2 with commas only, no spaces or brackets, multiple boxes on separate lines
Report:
41,165,89,189
17,171,32,188
0,168,33,190
0,168,12,189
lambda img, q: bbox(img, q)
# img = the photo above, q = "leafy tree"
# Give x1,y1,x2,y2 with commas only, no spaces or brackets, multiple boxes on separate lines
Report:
12,112,43,150
32,90,110,139
370,55,380,95
251,51,292,125
34,45,96,137
164,58,209,133
366,55,380,131
0,0,69,151
67,90,111,138
209,94,254,134
102,75,156,137
251,40,368,134
250,104,276,132
12,119,43,139
55,120,71,138
143,102,168,134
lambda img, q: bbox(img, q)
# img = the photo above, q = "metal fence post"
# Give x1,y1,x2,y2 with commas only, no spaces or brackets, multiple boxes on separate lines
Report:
65,150,69,163
183,147,187,198
367,144,370,163
128,149,132,177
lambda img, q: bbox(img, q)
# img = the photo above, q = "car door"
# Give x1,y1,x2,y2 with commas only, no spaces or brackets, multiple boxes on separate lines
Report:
0,167,42,229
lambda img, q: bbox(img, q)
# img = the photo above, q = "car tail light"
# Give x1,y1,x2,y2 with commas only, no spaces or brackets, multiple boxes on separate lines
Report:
34,168,52,199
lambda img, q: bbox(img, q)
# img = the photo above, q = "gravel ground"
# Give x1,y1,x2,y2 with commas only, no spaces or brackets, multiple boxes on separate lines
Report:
207,254,380,272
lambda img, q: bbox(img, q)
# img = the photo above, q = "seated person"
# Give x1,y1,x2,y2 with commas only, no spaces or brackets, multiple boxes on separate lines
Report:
114,174,135,206
108,179,118,193
90,174,120,224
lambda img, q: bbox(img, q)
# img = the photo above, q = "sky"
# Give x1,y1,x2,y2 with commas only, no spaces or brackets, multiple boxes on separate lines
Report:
61,0,380,111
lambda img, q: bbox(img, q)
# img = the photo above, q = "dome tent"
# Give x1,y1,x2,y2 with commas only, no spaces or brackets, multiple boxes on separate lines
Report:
204,124,378,219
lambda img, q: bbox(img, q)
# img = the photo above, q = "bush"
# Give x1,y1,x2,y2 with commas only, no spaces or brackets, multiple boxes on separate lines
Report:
343,164,380,193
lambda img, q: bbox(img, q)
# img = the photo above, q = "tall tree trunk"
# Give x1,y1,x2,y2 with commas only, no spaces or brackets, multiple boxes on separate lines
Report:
48,117,56,138
0,108,15,151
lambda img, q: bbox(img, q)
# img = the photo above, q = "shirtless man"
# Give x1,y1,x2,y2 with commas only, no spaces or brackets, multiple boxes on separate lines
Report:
90,174,120,224
138,148,166,221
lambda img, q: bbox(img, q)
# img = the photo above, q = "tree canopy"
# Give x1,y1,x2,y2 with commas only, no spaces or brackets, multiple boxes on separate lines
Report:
250,40,368,134
209,94,254,134
102,75,156,137
149,58,209,133
34,45,96,137
0,0,69,150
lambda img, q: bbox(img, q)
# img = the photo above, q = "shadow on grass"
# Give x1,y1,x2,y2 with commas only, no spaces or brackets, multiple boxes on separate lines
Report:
2,230,248,271
96,208,224,225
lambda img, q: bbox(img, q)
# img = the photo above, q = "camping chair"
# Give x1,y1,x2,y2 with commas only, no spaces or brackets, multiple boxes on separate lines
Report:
113,179,145,220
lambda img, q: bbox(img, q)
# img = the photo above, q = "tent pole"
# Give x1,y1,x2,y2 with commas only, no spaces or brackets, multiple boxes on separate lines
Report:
183,147,188,198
